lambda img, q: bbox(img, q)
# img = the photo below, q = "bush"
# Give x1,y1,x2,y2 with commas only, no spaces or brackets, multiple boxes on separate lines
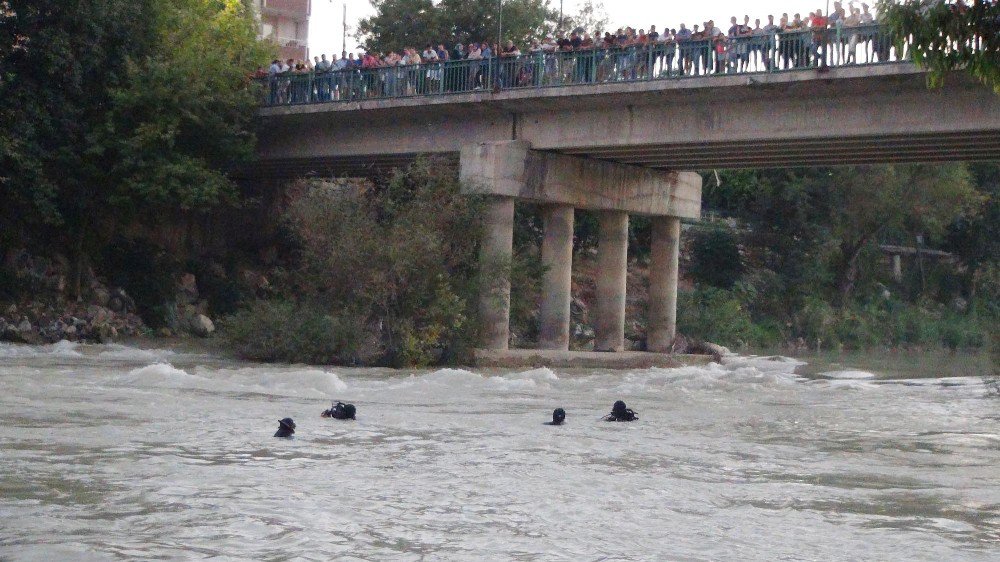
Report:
221,300,371,365
687,225,744,289
221,158,490,367
677,286,762,348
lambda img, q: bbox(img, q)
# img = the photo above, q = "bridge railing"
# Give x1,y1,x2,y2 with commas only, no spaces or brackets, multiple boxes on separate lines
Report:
259,24,913,106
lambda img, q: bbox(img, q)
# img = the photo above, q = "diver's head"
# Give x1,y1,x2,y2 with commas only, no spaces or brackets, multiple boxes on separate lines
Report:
552,408,566,425
612,400,628,418
275,417,296,437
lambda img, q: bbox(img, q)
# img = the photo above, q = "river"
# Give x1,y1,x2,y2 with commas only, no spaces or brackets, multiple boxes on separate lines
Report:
0,341,997,560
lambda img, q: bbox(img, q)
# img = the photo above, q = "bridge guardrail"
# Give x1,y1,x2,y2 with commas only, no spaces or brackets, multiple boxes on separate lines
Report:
259,24,914,106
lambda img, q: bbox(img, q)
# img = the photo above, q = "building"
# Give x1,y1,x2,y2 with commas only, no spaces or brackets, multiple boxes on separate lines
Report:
254,0,310,62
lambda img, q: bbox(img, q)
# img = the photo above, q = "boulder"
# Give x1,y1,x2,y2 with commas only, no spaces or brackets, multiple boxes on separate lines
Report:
87,305,113,325
687,340,733,362
107,288,135,314
188,314,215,338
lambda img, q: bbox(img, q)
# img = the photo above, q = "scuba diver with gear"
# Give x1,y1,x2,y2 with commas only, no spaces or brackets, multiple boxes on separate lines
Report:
603,400,638,422
544,408,566,425
274,417,296,438
321,401,357,420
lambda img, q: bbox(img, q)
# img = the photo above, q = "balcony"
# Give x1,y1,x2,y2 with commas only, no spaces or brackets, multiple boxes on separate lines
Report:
262,0,310,20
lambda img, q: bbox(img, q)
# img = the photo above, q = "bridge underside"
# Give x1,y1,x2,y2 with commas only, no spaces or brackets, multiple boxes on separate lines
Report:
245,127,1000,180
563,130,1000,170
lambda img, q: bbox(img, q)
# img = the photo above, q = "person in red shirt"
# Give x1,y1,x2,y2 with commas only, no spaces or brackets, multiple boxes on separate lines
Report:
810,9,830,67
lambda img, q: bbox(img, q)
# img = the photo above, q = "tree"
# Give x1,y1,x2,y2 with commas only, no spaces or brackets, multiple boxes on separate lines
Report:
358,0,558,53
354,0,443,54
878,0,1000,93
564,0,609,35
811,164,982,302
703,164,984,305
0,0,270,296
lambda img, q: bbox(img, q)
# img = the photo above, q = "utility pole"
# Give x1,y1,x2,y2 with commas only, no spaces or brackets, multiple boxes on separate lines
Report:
342,2,347,55
497,0,503,45
559,0,563,34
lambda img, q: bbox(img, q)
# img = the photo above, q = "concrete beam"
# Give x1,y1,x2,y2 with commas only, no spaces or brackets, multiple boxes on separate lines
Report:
459,141,701,219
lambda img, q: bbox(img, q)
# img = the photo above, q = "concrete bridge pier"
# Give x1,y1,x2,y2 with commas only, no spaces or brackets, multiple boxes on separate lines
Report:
594,211,629,352
460,140,701,354
478,196,515,351
539,204,575,350
647,216,681,352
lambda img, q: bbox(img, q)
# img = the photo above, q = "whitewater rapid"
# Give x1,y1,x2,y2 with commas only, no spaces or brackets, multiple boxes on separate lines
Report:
0,342,997,560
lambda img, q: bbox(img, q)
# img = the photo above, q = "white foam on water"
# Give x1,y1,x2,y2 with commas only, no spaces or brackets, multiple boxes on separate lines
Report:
821,370,877,380
824,378,880,390
484,367,560,391
0,340,82,359
97,345,176,362
504,367,559,383
235,367,348,397
117,363,208,388
114,363,350,400
723,354,807,372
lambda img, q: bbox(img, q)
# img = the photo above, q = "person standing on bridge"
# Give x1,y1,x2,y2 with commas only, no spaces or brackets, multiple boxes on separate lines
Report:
810,9,830,68
676,24,692,75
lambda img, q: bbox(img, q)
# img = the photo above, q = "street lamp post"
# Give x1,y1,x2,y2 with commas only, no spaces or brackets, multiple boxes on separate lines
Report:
497,0,503,45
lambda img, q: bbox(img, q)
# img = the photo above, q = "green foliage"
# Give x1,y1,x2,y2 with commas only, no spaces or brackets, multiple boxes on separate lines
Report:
879,0,1000,93
0,0,270,287
225,159,493,367
100,238,180,327
358,0,558,53
679,285,990,352
687,225,744,289
686,162,996,352
509,205,546,344
221,300,370,365
677,286,781,349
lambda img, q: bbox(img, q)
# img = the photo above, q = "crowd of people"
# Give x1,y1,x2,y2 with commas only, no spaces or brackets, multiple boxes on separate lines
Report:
259,2,905,105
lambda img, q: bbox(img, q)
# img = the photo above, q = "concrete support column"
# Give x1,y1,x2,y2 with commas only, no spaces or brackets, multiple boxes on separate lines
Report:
479,196,515,350
538,205,575,350
647,216,681,352
594,211,629,352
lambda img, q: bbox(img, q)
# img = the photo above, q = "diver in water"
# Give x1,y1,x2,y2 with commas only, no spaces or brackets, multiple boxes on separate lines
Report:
321,401,356,420
274,417,296,438
544,408,566,426
603,400,638,422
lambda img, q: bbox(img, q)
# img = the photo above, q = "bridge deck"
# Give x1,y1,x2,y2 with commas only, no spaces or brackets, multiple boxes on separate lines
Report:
254,64,1000,178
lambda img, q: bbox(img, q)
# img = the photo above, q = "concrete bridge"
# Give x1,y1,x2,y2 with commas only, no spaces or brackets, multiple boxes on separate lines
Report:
252,63,1000,358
